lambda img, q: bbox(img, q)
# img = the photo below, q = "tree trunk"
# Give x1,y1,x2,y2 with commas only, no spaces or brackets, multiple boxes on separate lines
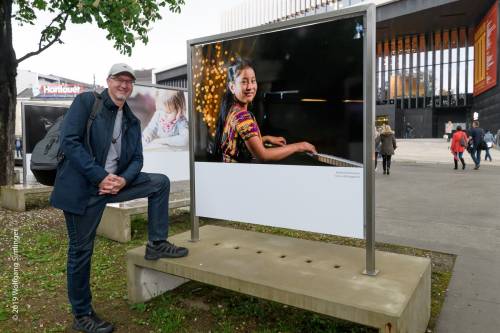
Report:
0,0,16,186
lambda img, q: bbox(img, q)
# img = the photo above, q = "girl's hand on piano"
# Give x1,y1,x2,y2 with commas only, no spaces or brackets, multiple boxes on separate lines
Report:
293,142,317,154
263,135,287,146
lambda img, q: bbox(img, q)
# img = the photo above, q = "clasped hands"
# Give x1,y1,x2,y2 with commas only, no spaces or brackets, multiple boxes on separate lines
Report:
98,174,126,195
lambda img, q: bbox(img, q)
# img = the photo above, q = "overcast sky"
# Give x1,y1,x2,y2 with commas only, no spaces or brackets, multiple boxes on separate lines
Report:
13,0,244,86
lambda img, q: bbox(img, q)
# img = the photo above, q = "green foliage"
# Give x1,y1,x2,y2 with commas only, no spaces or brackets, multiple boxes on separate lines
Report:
13,0,185,58
150,294,187,333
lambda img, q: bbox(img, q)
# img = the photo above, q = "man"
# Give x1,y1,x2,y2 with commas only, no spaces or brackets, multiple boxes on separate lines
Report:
467,120,485,170
405,122,414,139
15,136,22,157
51,63,188,333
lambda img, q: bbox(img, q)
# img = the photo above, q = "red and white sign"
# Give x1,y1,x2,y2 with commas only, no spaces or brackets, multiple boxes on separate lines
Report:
474,1,498,96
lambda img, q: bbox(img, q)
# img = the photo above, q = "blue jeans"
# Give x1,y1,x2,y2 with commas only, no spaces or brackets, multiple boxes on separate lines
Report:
470,146,482,166
485,147,492,161
64,173,170,316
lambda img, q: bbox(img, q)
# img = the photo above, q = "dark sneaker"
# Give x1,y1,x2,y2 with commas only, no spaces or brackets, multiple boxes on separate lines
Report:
72,311,114,333
145,241,189,260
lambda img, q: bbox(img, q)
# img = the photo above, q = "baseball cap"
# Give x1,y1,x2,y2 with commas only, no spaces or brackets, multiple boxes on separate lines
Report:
108,63,136,80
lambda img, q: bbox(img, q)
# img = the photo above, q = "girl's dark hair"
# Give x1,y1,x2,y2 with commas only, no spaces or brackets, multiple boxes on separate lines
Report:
213,57,254,160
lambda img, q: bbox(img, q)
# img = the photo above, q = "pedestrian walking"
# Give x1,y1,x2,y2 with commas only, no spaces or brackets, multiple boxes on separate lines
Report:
445,120,453,142
405,122,414,139
450,125,468,170
15,137,22,158
467,120,485,170
380,124,397,175
484,129,494,162
374,126,381,171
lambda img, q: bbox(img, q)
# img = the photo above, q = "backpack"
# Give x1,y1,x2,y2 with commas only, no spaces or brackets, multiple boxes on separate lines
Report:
478,129,487,150
479,140,488,150
30,92,103,186
459,133,467,147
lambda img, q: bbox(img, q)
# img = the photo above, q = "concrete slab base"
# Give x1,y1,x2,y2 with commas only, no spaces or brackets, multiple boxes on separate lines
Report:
127,264,190,303
127,225,431,333
97,180,190,243
14,170,21,184
0,184,52,211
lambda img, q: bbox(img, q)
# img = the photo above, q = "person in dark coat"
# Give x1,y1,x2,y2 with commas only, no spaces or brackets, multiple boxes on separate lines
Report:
380,125,397,175
374,126,382,171
15,136,22,157
51,63,188,333
467,120,485,170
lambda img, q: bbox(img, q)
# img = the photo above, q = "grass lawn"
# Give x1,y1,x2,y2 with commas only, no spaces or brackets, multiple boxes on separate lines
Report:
0,204,454,333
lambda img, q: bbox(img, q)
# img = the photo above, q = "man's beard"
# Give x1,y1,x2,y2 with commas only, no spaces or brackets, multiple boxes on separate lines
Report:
115,93,129,101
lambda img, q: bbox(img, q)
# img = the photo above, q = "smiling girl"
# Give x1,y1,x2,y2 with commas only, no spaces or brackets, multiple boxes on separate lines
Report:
214,58,316,163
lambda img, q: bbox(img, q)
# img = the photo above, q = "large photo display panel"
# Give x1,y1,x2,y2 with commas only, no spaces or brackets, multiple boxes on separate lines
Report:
128,84,190,181
23,104,69,184
191,15,366,238
24,104,68,154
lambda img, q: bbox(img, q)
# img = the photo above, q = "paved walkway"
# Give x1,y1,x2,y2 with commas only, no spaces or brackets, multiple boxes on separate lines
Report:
393,138,500,166
375,140,499,333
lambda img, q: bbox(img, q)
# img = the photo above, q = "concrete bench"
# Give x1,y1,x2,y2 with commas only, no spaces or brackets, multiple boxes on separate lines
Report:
97,180,190,243
127,225,431,333
0,184,53,211
14,169,21,184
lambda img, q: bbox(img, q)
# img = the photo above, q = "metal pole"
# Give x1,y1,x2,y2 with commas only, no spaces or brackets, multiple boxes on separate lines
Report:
465,28,469,106
448,30,452,107
402,38,406,110
21,104,27,186
187,41,199,242
363,4,378,276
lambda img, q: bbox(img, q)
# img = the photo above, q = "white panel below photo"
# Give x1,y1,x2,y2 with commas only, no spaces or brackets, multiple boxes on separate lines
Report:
195,162,364,239
24,153,38,184
142,151,190,181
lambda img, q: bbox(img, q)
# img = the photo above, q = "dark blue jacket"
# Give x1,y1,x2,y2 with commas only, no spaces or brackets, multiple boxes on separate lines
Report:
50,89,149,215
468,127,485,147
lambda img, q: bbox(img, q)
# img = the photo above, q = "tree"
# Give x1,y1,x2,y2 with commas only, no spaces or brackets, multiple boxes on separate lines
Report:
0,0,185,185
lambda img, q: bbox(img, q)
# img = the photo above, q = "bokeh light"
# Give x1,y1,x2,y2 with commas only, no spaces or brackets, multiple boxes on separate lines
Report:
192,43,235,137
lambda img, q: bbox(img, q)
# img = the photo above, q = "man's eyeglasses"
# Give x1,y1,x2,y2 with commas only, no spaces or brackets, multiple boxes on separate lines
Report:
110,76,135,86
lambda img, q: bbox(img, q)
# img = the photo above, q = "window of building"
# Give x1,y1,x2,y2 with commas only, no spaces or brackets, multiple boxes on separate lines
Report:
377,27,474,109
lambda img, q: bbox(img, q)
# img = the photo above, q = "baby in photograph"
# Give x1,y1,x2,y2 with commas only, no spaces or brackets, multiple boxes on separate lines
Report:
142,90,188,148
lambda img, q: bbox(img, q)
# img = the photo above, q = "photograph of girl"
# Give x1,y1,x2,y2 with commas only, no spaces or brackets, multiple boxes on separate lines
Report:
142,90,189,149
214,58,316,163
192,18,364,167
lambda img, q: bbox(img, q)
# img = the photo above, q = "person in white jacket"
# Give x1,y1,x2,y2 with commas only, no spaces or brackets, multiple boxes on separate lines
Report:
142,90,188,147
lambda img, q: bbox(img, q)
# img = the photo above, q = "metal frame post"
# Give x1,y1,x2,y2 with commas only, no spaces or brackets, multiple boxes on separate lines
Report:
187,41,200,242
363,4,377,276
21,103,27,186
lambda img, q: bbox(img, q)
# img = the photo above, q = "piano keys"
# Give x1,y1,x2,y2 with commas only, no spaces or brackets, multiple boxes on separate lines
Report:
307,153,362,168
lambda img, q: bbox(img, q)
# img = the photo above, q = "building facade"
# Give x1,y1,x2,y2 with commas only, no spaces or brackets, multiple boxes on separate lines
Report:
15,70,96,136
155,64,188,88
